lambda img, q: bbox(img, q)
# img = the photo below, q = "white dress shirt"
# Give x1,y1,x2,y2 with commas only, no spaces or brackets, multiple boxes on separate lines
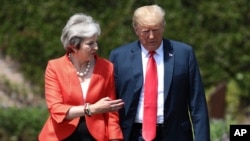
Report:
135,41,164,124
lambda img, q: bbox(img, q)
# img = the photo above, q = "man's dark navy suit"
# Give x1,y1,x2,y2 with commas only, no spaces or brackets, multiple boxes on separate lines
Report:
109,39,210,141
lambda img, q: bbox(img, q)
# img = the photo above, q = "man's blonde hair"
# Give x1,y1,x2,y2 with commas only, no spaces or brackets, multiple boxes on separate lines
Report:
132,4,166,27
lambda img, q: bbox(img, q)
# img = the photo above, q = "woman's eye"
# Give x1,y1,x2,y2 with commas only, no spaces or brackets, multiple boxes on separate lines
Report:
87,42,94,45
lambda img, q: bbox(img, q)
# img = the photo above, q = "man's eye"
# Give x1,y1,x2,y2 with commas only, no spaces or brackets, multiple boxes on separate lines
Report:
142,30,149,33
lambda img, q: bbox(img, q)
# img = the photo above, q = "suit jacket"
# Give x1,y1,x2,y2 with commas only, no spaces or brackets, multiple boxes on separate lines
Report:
109,39,210,141
39,55,123,141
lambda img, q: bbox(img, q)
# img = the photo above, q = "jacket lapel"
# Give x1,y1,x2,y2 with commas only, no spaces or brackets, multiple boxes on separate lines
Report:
163,39,174,100
124,42,143,115
85,56,101,103
123,40,174,114
64,55,84,105
131,43,144,94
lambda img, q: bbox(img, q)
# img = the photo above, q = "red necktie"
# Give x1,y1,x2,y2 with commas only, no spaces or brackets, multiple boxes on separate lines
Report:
142,51,158,141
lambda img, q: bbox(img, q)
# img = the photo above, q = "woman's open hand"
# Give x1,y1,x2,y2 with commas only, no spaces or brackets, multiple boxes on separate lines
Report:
89,97,124,114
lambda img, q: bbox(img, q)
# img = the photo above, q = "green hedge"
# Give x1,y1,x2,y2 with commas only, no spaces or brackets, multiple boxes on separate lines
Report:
0,0,250,140
0,107,48,141
0,107,235,141
1,0,249,105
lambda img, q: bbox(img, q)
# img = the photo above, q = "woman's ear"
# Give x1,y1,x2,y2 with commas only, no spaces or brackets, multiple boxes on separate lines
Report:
73,48,77,53
68,45,77,53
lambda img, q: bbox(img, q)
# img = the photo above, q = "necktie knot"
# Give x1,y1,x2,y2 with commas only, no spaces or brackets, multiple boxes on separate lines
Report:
149,51,155,57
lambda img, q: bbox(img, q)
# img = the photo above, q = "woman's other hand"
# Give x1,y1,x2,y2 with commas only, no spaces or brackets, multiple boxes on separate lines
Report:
89,97,124,114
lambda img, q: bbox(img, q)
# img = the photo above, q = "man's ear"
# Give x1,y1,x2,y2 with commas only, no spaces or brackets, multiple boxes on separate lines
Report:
134,27,140,36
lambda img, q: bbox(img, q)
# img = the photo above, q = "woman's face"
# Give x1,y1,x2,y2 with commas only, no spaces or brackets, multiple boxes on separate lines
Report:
77,34,98,61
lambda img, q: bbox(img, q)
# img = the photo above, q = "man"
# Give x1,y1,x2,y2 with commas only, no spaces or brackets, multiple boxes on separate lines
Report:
109,4,210,141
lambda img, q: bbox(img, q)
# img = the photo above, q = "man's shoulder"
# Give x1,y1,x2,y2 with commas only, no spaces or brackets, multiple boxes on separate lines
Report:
166,39,193,51
167,39,191,47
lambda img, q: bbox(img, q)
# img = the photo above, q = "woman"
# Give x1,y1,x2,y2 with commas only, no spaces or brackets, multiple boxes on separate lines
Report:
39,13,124,141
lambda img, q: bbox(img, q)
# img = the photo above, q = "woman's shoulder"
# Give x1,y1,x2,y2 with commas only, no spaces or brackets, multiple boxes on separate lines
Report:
96,56,112,66
46,55,69,71
48,55,67,64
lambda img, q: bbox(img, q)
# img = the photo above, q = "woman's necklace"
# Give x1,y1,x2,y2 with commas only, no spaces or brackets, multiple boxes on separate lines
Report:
68,53,91,77
76,61,91,77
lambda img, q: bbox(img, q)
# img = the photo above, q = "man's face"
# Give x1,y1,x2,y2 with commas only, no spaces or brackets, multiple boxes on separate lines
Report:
134,23,164,51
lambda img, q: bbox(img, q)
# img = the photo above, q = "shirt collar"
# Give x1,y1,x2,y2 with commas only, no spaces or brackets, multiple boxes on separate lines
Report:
140,41,163,57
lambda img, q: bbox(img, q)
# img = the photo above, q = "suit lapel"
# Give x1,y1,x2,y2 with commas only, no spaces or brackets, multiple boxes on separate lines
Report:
85,56,101,103
64,55,84,104
124,42,143,115
131,42,143,93
124,40,174,114
163,39,174,100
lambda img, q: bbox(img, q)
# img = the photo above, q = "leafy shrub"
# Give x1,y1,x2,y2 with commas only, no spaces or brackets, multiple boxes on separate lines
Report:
0,107,48,141
210,119,229,141
1,0,250,104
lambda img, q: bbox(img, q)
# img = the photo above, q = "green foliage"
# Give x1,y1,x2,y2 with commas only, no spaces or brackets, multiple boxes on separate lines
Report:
0,0,250,140
163,0,250,106
209,113,239,141
226,80,241,116
0,107,48,141
210,119,229,141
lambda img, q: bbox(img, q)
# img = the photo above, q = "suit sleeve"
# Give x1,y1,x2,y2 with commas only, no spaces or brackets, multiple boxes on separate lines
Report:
188,49,210,141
